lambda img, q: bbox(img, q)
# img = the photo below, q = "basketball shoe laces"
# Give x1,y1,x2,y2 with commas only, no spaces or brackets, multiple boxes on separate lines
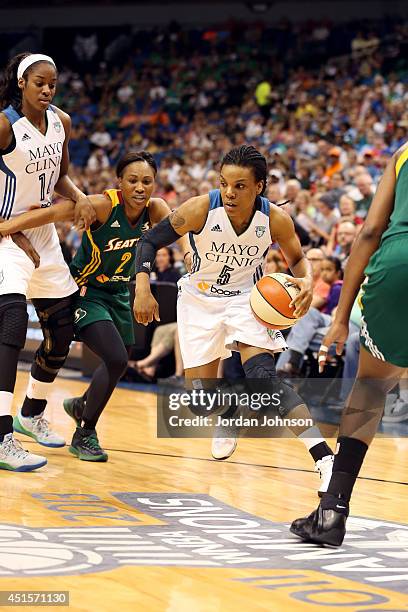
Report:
30,414,53,439
82,431,100,450
0,434,30,460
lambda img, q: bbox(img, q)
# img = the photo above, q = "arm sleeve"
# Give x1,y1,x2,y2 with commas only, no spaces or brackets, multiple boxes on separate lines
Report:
135,216,182,275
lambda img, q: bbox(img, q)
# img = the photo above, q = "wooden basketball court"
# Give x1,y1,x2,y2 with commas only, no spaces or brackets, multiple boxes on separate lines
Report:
3,370,407,611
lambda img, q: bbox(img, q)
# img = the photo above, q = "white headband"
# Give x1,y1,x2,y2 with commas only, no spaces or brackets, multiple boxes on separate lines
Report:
17,54,56,80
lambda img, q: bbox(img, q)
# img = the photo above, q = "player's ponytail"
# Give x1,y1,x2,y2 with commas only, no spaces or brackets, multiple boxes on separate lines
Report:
221,145,268,196
0,52,30,110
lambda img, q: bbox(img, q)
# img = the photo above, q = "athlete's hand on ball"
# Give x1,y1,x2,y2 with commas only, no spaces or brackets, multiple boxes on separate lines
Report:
134,291,160,326
11,232,40,268
318,320,349,373
74,195,96,230
288,276,313,318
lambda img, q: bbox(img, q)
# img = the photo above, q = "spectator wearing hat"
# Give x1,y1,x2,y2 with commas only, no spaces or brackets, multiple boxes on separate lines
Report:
268,168,284,194
361,149,381,181
324,147,343,179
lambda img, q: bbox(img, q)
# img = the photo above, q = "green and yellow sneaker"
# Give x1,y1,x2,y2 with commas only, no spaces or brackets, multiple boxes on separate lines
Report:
63,397,85,428
69,427,108,462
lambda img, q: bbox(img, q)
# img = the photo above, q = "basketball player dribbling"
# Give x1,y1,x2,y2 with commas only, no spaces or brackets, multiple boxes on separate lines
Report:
134,145,335,495
291,142,408,545
0,52,95,471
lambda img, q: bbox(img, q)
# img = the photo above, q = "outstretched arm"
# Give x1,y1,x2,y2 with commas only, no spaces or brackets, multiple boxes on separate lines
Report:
0,200,75,236
0,194,112,237
134,195,208,325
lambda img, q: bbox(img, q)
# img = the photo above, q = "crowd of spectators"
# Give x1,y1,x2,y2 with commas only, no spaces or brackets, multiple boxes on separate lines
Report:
43,16,408,422
50,17,408,262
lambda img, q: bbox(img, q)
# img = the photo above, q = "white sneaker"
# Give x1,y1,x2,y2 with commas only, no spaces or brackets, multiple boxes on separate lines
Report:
383,398,408,423
13,411,65,448
0,433,47,471
315,454,334,496
211,437,237,460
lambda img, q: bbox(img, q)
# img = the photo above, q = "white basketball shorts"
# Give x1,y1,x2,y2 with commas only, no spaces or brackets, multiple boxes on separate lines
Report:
177,279,287,369
0,224,77,299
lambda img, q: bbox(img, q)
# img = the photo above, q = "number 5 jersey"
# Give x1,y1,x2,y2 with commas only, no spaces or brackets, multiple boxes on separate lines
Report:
185,189,272,298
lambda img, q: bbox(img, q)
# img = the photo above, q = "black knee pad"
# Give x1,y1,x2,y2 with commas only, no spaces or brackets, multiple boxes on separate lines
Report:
0,294,28,350
242,352,277,379
274,379,305,417
242,352,304,416
34,297,75,376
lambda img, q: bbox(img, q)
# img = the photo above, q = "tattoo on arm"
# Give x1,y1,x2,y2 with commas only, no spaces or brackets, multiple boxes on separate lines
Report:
170,210,186,230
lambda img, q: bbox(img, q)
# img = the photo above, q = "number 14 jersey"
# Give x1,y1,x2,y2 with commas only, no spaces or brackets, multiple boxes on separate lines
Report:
187,189,272,297
0,104,65,219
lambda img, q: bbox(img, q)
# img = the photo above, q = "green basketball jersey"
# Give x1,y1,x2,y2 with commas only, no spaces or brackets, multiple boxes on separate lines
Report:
70,189,151,294
381,148,408,243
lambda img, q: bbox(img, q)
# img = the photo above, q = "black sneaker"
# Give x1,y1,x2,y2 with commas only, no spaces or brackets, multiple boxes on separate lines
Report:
69,427,108,462
63,396,85,427
290,503,348,547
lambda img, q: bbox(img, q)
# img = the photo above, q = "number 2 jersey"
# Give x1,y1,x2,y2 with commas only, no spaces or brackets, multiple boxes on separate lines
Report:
0,103,65,253
186,189,272,297
70,189,150,295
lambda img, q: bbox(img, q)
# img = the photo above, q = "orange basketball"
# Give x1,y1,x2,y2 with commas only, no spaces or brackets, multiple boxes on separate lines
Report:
250,272,301,329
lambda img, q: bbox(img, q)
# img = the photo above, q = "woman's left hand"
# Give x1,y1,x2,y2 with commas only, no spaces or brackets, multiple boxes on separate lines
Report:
286,275,313,318
74,194,96,230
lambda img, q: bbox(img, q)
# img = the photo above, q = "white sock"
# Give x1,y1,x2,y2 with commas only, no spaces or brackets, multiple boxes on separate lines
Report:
0,391,13,416
298,426,327,452
26,375,52,401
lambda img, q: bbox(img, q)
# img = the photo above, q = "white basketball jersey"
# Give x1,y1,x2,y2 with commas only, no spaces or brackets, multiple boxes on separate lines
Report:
187,189,272,297
0,104,65,219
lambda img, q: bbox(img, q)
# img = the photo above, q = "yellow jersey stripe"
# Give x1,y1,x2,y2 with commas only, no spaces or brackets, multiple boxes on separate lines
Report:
74,229,101,285
74,235,98,283
396,148,408,178
104,188,120,208
74,189,119,286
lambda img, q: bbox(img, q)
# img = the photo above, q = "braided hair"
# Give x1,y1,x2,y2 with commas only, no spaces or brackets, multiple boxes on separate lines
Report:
220,145,268,195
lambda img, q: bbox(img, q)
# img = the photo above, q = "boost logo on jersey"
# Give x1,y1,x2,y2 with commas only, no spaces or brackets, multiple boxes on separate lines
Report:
196,281,240,296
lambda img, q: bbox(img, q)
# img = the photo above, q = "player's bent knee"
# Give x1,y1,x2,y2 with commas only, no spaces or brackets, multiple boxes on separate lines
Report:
242,352,277,379
107,354,128,379
35,297,75,375
0,295,28,350
242,352,304,416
